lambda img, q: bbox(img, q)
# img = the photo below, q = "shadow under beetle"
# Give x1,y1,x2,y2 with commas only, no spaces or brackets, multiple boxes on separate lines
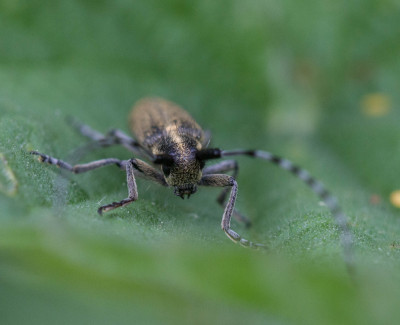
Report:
31,98,352,262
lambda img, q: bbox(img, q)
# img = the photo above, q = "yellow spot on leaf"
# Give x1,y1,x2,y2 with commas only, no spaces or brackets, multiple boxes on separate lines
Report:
0,153,18,197
361,93,391,117
390,190,400,208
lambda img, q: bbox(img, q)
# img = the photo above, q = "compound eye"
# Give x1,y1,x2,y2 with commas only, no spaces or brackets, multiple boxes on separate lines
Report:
153,154,174,166
162,165,171,177
199,160,205,169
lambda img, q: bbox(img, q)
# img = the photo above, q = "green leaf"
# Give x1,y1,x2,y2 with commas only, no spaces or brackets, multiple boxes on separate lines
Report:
1,1,400,324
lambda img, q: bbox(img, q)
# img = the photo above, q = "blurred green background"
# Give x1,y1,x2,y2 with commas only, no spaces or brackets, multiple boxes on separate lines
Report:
1,0,400,324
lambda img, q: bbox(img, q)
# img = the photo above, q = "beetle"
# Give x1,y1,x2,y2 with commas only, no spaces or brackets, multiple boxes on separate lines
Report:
30,98,352,259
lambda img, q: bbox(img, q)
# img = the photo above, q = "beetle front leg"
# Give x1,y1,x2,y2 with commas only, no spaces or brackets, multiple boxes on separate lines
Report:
98,159,138,214
198,174,265,249
98,158,167,214
203,160,239,204
203,160,251,227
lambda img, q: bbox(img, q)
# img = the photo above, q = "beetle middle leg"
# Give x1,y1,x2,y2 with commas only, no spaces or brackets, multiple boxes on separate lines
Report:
198,174,265,248
68,117,145,156
203,160,251,227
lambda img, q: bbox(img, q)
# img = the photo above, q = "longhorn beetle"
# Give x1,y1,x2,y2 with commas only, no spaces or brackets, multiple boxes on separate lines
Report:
31,98,352,264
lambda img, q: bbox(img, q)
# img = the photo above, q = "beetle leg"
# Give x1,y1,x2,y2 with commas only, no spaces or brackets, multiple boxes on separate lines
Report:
31,151,167,212
98,158,167,213
129,158,167,186
98,159,138,214
68,117,146,156
198,174,266,249
203,160,251,227
220,149,353,268
203,160,239,204
67,117,107,141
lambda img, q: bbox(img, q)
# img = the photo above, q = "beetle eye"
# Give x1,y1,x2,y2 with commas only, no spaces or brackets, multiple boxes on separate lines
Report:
153,154,174,166
162,165,171,177
199,160,205,169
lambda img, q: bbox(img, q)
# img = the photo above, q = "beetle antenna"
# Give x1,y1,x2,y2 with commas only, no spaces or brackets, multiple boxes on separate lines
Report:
196,148,222,161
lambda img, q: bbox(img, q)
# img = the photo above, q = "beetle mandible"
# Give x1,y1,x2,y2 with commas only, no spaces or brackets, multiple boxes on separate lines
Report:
31,98,352,257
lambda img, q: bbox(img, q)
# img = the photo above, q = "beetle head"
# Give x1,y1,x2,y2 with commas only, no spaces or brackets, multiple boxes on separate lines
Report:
154,153,203,199
163,157,203,199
